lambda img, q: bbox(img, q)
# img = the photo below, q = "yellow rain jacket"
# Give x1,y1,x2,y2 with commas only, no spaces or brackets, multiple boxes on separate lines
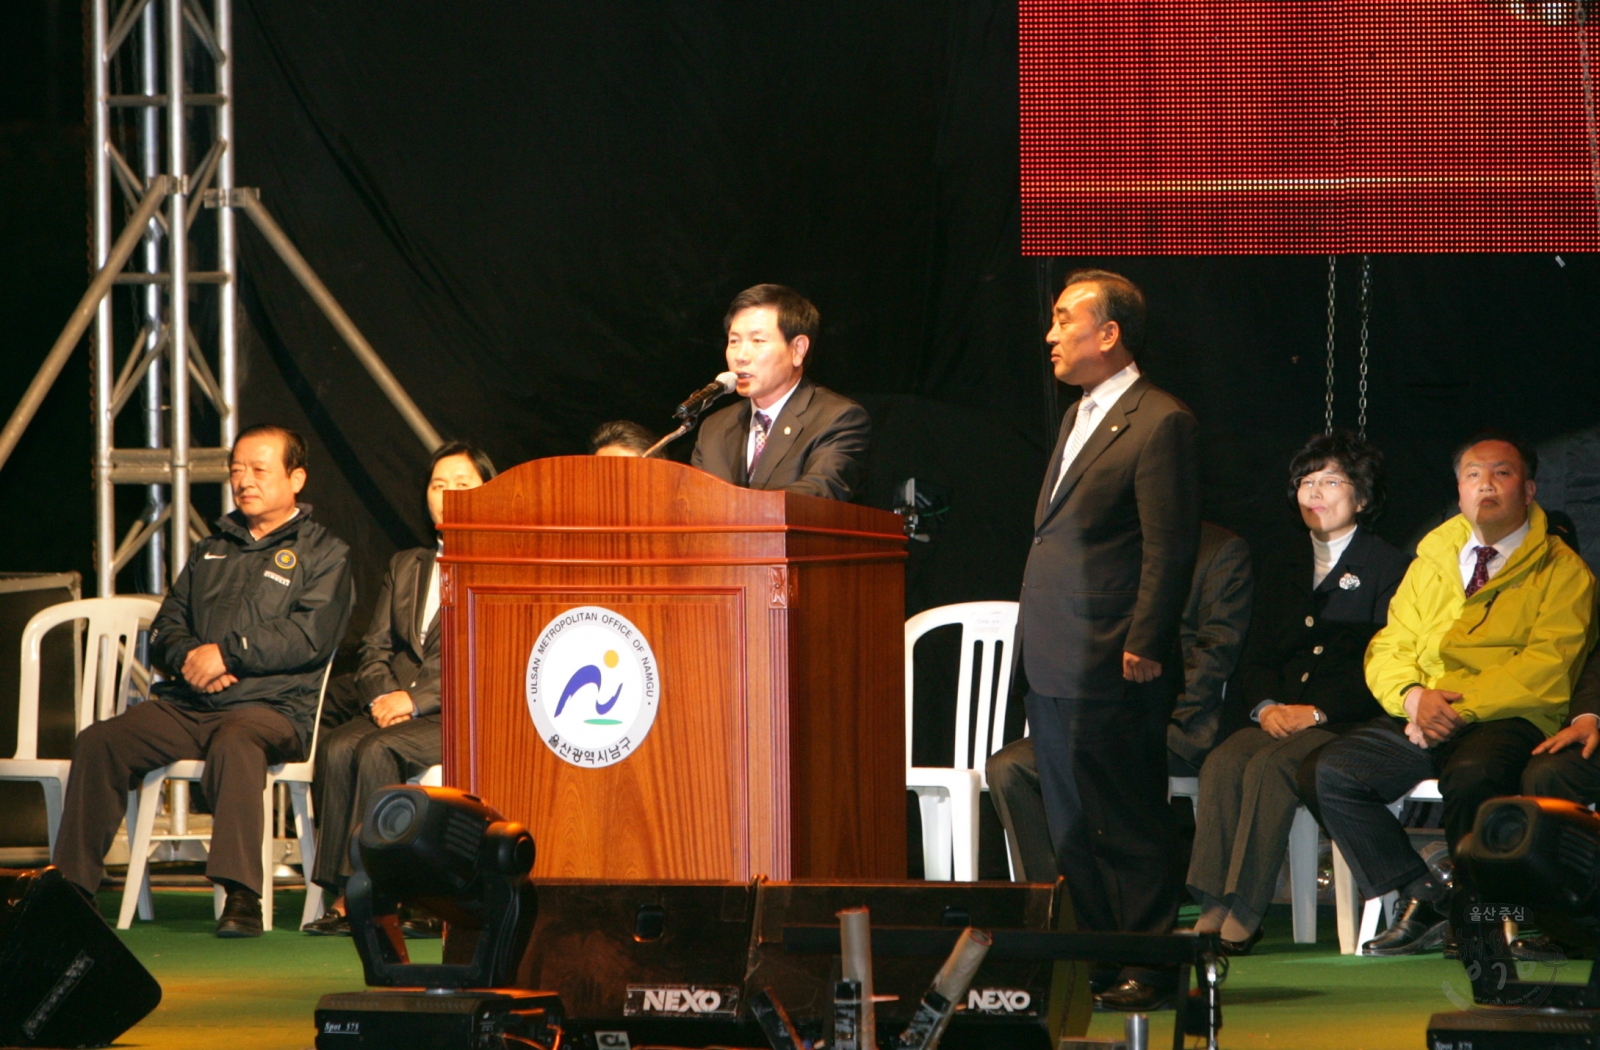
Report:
1365,502,1596,738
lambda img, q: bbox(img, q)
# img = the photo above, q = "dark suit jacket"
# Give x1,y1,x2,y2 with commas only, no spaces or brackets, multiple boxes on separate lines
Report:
1562,632,1600,722
690,377,870,501
1020,375,1201,699
355,546,443,718
1168,522,1254,768
1234,525,1411,728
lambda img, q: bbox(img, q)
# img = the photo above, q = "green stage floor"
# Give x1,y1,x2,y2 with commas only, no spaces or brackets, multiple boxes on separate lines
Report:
102,890,1584,1050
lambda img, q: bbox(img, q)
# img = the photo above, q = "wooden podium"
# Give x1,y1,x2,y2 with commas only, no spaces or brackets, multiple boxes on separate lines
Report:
436,456,908,881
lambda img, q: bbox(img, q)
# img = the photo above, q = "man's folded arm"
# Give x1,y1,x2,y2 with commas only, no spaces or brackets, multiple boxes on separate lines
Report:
148,554,202,676
1364,564,1432,717
220,549,354,676
408,659,444,716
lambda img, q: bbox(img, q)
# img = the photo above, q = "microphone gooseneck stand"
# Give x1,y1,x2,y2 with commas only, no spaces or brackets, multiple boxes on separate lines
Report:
644,375,736,458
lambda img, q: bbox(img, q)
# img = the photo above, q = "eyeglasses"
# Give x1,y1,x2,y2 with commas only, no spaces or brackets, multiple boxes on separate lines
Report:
1298,477,1349,493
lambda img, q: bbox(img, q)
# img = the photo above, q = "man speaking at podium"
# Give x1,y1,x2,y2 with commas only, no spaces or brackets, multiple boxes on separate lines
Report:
691,284,870,501
1020,270,1200,1011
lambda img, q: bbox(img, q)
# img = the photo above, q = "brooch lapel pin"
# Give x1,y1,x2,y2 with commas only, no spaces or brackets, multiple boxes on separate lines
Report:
1339,572,1361,591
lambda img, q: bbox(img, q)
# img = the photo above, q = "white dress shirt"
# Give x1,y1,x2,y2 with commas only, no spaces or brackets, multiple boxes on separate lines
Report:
1050,362,1141,501
421,541,442,643
1458,516,1530,591
1312,526,1358,589
746,380,800,472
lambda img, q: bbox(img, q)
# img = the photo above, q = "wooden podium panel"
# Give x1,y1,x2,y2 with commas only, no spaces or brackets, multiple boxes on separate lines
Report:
437,456,907,881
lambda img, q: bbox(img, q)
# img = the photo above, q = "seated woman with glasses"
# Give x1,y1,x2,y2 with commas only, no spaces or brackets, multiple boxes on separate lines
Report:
1186,430,1411,953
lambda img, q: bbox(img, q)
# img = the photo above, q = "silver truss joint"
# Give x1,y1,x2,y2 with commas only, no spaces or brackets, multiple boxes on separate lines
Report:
109,447,230,485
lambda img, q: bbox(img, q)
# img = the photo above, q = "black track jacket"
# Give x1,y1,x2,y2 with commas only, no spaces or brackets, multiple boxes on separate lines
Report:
148,502,354,754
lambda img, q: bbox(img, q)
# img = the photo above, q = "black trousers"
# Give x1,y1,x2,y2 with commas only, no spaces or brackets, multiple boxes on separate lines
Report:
1314,716,1544,900
54,698,301,896
1025,688,1180,962
1523,746,1600,803
987,735,1198,884
311,714,441,890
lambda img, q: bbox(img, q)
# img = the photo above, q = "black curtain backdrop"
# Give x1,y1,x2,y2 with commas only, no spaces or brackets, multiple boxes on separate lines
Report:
2,0,1598,641
1,0,1598,874
228,0,1600,636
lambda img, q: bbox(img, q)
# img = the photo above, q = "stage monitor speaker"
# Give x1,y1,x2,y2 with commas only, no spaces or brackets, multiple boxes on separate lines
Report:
515,878,1080,1050
0,867,162,1048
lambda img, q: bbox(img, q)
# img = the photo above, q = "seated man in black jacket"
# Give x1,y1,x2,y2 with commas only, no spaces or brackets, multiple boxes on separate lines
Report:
54,425,353,937
302,441,495,935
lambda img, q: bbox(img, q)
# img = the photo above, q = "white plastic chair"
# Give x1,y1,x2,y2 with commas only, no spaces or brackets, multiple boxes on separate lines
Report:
118,661,334,932
906,601,1020,882
0,597,160,852
1169,772,1322,944
1332,777,1442,954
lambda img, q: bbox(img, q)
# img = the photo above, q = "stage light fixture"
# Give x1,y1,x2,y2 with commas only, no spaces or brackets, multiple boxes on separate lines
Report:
314,786,562,1050
1427,796,1600,1047
1460,795,1600,916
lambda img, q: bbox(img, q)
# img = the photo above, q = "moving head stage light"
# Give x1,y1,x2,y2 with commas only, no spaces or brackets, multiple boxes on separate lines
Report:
314,786,564,1050
1428,796,1600,1050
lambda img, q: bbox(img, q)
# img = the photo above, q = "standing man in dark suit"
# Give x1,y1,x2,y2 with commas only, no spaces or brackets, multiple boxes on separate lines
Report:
691,284,870,501
1020,269,1200,1010
988,521,1252,882
302,441,496,935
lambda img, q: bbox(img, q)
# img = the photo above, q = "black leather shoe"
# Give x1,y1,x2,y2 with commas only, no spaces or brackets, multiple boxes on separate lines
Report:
302,908,350,936
1509,934,1566,963
216,889,264,938
1220,925,1265,956
1361,897,1448,956
1088,967,1121,996
1095,979,1173,1012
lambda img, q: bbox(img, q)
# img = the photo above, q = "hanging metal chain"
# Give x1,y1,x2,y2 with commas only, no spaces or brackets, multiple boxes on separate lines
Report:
1579,2,1600,233
1324,255,1338,435
1357,255,1372,439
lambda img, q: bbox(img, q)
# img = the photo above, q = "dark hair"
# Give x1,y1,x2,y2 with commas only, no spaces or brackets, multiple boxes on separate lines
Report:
1287,430,1387,526
234,424,308,473
430,440,497,482
1061,269,1147,357
1450,428,1537,481
589,420,659,457
722,284,821,345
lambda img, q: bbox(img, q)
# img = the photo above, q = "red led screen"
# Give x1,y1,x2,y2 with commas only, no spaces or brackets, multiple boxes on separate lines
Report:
1020,1,1600,253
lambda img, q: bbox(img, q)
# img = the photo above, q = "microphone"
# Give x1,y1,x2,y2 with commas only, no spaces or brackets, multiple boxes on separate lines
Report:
673,372,738,421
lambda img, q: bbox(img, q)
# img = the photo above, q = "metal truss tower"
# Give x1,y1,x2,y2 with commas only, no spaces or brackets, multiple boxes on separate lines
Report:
89,0,239,597
0,0,439,600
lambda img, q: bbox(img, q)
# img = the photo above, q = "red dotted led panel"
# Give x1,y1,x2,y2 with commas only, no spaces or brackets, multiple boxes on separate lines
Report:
1020,1,1600,253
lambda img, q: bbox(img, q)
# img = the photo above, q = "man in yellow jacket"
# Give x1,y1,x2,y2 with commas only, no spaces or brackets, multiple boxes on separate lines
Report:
1312,430,1596,956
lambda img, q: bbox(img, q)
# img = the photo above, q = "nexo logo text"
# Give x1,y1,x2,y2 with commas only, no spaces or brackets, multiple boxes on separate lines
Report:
624,984,740,1018
967,988,1034,1014
644,988,723,1013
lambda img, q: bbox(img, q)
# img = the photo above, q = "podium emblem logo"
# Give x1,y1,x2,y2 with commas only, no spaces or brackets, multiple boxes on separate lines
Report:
526,606,660,768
